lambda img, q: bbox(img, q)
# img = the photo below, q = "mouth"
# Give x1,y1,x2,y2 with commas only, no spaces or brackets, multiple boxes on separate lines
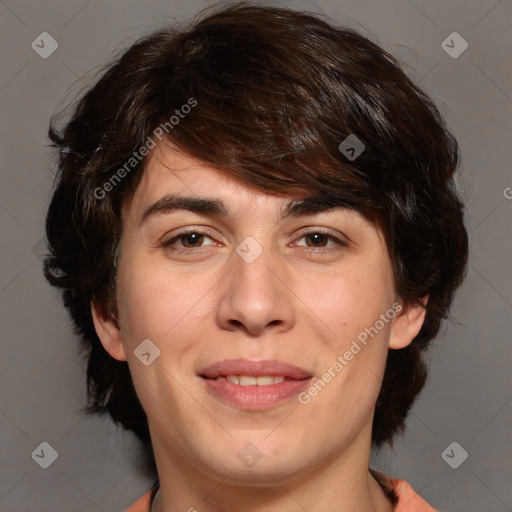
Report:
199,359,312,409
203,375,289,385
199,358,311,380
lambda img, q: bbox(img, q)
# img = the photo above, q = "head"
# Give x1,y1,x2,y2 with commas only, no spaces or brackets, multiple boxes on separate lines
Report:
44,2,468,479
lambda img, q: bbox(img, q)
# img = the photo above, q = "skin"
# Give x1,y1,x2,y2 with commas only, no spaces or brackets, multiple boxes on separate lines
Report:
92,142,427,512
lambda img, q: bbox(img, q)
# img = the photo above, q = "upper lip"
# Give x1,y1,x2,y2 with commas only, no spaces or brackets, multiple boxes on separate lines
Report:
199,359,311,379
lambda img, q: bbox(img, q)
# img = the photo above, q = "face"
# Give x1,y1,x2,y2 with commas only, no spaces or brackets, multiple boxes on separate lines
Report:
93,142,425,485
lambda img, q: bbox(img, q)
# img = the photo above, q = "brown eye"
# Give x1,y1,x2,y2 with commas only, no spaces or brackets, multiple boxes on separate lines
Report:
304,232,329,247
179,232,205,248
293,230,348,253
161,230,216,252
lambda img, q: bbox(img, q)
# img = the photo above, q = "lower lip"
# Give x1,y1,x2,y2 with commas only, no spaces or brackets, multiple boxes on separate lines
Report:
201,377,312,409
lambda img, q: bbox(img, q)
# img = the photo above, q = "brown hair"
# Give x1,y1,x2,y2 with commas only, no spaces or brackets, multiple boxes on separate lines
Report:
44,3,468,459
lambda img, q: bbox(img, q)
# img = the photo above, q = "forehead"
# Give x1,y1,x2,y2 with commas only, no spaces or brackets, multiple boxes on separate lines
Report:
140,143,265,199
118,141,392,263
121,141,379,232
124,142,322,219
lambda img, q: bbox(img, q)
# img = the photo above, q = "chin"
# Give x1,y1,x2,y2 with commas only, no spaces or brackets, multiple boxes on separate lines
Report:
198,441,312,485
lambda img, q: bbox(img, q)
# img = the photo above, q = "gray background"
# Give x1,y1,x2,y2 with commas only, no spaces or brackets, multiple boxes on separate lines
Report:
0,0,510,510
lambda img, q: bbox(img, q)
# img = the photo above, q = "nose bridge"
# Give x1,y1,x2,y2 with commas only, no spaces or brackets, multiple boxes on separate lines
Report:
216,234,294,335
232,234,279,301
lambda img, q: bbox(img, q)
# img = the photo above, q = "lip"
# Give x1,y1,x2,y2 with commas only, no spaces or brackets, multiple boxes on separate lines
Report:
199,358,312,410
199,358,311,380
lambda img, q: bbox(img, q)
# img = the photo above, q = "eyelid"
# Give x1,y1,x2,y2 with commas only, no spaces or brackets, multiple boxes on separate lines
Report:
291,227,350,246
161,226,349,254
161,227,219,248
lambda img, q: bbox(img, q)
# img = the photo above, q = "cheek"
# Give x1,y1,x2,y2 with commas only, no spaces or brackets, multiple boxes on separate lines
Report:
301,262,395,407
116,255,193,339
302,263,395,345
114,261,203,413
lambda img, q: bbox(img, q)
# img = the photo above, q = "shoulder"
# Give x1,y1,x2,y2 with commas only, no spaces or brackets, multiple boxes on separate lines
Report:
389,477,440,512
125,489,152,512
126,477,440,512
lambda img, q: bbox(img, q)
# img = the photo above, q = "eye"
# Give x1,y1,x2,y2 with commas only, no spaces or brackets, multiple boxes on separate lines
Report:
161,229,217,253
292,230,348,252
160,228,348,255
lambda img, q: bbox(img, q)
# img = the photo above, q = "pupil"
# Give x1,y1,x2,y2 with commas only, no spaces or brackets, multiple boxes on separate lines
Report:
184,233,202,246
309,233,326,247
181,233,327,248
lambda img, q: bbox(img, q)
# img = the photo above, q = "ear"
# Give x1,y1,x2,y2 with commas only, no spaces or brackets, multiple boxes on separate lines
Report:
91,300,127,361
388,296,428,350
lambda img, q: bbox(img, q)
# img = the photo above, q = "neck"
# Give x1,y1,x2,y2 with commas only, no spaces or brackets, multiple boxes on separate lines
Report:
149,430,394,512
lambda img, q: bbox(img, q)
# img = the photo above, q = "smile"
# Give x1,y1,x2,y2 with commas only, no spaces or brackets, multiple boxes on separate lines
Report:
210,375,286,385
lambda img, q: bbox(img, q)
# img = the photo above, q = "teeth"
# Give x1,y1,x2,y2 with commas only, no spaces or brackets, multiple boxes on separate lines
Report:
215,375,286,386
240,375,257,386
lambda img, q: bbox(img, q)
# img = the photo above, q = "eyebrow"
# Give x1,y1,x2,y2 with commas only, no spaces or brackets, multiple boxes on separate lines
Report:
140,194,356,226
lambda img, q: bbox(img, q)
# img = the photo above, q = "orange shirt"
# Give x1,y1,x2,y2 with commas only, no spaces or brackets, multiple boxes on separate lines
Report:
389,478,440,511
126,478,439,512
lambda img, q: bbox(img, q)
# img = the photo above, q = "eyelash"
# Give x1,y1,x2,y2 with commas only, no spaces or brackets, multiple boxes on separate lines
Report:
160,228,348,255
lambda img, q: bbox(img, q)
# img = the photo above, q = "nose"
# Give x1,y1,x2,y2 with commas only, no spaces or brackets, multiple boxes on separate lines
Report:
216,241,295,336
